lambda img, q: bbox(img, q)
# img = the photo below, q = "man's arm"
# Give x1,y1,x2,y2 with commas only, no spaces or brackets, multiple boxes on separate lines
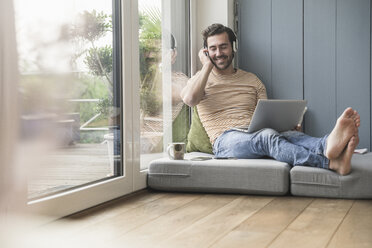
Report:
180,49,213,107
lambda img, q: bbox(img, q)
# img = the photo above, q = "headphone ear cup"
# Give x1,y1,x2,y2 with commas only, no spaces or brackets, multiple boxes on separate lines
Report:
233,39,238,52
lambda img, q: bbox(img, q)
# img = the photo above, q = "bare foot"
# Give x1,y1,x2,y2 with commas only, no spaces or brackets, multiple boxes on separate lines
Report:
326,108,357,159
329,135,358,175
351,110,361,128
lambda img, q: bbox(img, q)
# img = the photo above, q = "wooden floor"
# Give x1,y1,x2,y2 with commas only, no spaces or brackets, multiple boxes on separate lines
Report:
42,189,372,248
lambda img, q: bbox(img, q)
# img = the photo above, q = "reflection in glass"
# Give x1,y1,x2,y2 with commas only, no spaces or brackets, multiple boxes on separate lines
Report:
139,0,190,169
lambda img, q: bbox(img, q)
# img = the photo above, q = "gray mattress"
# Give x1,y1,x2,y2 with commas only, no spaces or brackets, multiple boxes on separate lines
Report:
290,153,372,199
148,152,291,195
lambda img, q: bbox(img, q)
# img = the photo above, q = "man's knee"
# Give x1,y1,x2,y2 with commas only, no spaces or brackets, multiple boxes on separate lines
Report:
255,128,279,143
252,128,280,154
259,128,279,137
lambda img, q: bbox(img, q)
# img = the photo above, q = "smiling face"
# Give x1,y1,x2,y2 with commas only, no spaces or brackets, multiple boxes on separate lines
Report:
206,32,234,71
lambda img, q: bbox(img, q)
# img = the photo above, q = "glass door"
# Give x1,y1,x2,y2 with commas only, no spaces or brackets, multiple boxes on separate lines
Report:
14,0,136,219
138,0,190,170
13,0,191,219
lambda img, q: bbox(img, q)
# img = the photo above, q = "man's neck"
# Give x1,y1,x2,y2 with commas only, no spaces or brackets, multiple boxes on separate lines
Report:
212,65,236,76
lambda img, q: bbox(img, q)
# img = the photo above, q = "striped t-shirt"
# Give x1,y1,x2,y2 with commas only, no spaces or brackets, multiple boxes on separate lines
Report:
195,69,267,144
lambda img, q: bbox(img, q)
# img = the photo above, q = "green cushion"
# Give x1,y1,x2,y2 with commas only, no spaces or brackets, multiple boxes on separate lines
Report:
186,106,214,154
172,104,189,143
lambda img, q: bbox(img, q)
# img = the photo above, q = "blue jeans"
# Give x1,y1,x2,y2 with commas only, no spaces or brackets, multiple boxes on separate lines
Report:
213,128,329,169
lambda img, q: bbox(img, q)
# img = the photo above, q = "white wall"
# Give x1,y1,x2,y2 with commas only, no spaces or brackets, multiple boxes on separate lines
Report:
191,0,234,73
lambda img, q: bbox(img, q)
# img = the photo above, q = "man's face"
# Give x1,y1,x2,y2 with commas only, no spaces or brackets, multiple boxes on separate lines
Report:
206,32,234,70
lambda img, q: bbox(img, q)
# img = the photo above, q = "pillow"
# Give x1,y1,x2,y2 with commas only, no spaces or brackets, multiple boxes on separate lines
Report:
186,106,214,154
172,104,189,143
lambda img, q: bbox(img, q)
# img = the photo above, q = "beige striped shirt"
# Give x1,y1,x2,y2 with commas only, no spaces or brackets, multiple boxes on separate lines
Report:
195,69,267,144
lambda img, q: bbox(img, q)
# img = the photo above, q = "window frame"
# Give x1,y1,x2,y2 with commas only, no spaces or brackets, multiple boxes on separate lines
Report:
27,0,142,221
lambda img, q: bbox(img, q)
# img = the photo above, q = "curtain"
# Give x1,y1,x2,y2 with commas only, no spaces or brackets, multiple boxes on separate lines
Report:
0,0,24,221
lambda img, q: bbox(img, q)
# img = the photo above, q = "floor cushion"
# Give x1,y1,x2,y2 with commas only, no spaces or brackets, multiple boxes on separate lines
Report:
290,153,372,199
147,152,291,195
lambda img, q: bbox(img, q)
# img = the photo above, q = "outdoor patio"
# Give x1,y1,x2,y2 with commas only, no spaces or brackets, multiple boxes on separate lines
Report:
28,143,112,199
27,141,165,199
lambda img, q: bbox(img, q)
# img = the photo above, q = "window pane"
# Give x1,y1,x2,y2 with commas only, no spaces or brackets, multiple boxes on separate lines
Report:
138,0,190,169
14,0,122,199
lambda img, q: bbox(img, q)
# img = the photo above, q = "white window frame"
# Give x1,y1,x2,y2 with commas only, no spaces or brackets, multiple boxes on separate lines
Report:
27,0,146,221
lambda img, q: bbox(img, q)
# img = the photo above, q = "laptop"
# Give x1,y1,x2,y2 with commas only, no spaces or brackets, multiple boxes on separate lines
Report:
232,99,307,133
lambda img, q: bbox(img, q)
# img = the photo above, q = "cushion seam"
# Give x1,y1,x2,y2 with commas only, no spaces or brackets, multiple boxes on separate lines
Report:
291,181,340,187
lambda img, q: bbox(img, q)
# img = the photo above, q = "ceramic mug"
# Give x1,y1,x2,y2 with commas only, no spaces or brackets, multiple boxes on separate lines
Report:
167,142,185,160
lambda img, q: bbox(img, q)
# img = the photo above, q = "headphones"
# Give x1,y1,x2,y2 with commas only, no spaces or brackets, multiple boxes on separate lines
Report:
228,28,238,52
232,38,238,53
203,28,238,53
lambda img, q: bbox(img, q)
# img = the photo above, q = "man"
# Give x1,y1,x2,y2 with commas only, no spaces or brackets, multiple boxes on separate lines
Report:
180,23,360,175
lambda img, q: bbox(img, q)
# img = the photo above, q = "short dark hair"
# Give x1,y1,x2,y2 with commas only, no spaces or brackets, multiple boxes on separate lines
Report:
202,23,236,48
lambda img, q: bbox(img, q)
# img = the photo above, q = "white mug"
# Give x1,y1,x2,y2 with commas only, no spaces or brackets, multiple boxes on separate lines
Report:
167,142,185,160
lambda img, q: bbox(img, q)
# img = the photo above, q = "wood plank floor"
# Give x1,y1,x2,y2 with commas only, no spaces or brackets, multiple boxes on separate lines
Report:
42,189,372,248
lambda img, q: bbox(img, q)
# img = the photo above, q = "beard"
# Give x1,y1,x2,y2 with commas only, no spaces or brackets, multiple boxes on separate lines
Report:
211,53,234,70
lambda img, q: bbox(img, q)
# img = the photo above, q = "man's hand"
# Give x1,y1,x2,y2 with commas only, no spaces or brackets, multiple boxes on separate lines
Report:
198,48,213,67
293,124,302,132
180,48,214,107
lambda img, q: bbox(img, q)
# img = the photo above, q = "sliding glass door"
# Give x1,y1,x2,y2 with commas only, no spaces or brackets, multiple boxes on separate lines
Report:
12,0,190,219
15,0,123,201
13,0,135,219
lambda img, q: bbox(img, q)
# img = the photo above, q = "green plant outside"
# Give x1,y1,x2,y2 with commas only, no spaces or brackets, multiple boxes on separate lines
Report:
20,8,189,144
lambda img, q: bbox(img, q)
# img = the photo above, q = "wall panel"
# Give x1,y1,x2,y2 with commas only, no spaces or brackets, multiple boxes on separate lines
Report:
272,0,303,100
238,0,272,97
336,0,370,149
237,0,371,149
303,0,337,137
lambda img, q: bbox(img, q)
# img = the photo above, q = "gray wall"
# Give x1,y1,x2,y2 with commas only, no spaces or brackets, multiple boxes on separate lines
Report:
237,0,371,149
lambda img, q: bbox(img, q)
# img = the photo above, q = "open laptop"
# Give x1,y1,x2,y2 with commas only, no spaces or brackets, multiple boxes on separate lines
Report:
232,99,307,133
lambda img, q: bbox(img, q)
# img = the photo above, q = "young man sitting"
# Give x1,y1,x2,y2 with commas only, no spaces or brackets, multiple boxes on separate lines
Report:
180,23,360,175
